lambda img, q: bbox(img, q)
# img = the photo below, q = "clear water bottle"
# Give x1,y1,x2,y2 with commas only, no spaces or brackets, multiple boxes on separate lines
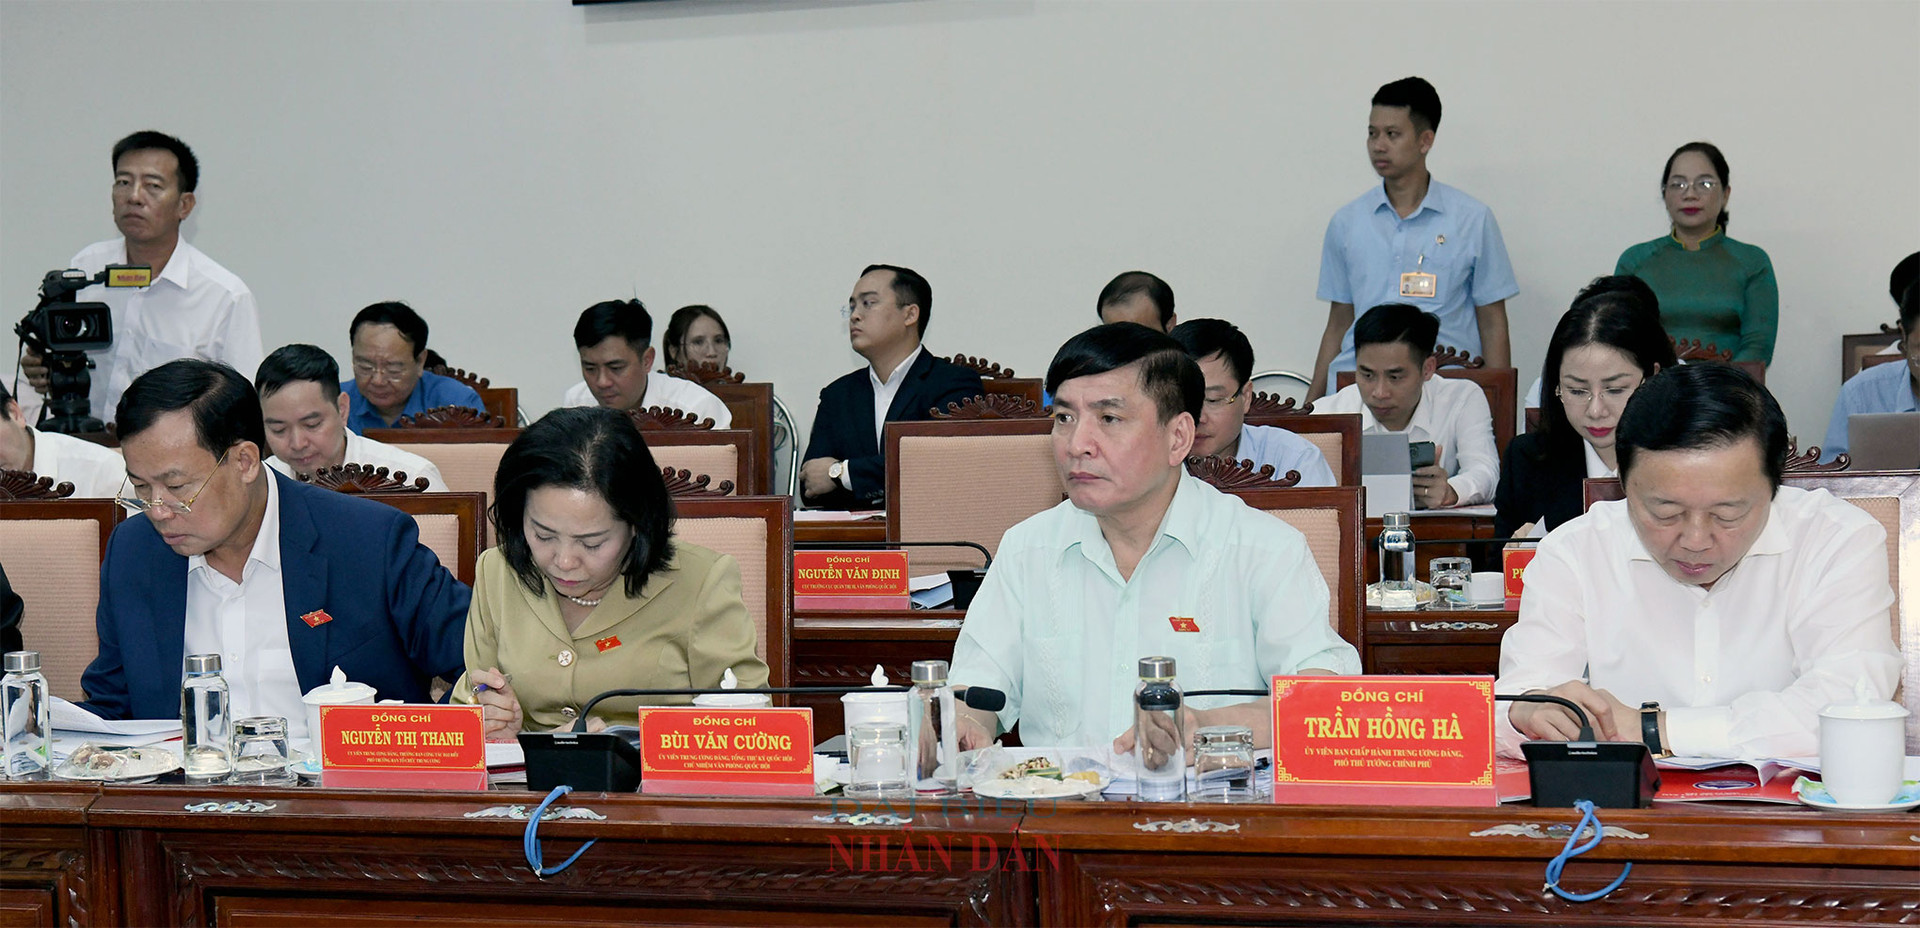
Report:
2,651,51,779
1377,511,1417,611
1133,656,1185,801
907,659,958,793
181,653,232,781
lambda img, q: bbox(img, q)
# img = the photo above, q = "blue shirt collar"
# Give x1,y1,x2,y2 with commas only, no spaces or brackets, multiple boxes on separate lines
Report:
1366,178,1446,220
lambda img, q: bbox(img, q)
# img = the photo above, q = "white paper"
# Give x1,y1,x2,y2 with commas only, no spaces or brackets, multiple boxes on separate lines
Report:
485,741,525,769
792,509,884,522
50,696,181,738
908,572,951,593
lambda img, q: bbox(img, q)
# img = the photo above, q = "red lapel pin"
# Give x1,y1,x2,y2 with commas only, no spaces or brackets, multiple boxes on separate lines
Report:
1168,616,1200,633
300,609,334,628
595,635,622,653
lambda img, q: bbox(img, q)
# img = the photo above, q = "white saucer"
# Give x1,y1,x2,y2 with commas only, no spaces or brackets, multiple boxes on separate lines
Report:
1793,776,1920,812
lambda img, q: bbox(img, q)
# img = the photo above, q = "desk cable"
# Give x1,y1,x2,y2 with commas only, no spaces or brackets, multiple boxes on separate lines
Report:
1543,799,1633,902
524,785,598,877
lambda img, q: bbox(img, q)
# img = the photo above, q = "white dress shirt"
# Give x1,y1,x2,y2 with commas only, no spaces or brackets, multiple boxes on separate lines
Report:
266,429,445,491
182,475,309,740
1496,487,1901,760
1312,374,1499,504
17,238,262,427
869,345,924,448
27,428,125,498
1235,424,1337,487
561,371,733,428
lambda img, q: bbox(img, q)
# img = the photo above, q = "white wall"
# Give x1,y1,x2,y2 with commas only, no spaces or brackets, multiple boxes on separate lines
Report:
3,0,1916,452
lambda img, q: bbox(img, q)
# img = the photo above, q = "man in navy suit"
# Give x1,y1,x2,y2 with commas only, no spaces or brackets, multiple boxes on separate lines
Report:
800,264,983,508
80,360,468,741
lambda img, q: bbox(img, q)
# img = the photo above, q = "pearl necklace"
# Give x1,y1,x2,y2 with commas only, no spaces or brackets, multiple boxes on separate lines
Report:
561,593,602,608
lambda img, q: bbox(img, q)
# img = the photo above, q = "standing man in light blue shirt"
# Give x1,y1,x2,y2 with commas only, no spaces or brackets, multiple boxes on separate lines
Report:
950,324,1359,754
1169,318,1336,486
1822,271,1919,461
1308,77,1520,400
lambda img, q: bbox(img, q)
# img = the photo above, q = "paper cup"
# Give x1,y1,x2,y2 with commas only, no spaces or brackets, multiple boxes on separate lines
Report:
301,680,376,744
692,692,773,708
841,690,910,731
1819,701,1910,806
1467,571,1505,605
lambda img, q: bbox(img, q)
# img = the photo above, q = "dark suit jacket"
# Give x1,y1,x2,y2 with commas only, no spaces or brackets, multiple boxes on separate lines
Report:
80,470,470,720
802,349,984,508
1494,431,1589,540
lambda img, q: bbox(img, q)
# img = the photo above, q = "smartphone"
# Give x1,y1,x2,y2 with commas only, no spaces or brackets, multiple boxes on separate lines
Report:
1409,441,1437,470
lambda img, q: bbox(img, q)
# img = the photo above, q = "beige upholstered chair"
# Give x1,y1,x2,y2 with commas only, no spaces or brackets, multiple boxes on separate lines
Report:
1217,486,1367,655
645,430,757,496
357,492,486,585
1585,472,1920,751
671,496,792,688
885,419,1061,576
1245,413,1362,486
363,428,518,499
0,499,121,701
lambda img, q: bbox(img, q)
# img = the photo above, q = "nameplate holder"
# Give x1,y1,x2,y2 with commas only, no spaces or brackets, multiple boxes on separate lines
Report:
793,549,910,610
1502,543,1538,609
319,704,486,791
1270,675,1496,807
637,707,814,797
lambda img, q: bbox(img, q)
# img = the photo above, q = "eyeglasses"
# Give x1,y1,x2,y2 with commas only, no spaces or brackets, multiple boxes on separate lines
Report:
1664,177,1722,196
350,359,414,382
1556,383,1641,409
1202,389,1244,411
117,449,228,516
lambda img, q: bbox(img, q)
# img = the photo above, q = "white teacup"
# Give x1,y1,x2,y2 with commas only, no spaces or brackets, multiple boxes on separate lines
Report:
301,679,377,746
841,690,910,731
1467,571,1505,605
1819,700,1910,806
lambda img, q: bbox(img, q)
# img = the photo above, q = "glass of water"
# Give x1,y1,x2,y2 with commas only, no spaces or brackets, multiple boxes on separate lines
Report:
228,716,293,784
845,721,909,798
1429,556,1474,607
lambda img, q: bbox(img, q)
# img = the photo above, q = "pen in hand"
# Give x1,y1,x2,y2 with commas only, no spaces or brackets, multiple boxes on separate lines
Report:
473,672,514,694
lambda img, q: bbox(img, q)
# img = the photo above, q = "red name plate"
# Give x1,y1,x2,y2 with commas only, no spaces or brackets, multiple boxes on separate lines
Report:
637,707,815,796
319,704,486,791
1270,675,1495,807
794,549,910,610
1502,543,1538,609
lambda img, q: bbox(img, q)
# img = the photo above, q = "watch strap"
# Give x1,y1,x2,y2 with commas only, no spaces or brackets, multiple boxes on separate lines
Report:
1639,701,1666,756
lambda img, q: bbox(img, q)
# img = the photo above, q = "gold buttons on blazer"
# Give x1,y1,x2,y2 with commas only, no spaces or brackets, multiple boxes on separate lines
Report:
557,649,576,667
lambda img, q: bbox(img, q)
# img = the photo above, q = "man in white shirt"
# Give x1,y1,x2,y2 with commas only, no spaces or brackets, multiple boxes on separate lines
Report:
951,323,1359,753
255,345,444,490
1497,364,1900,760
561,299,732,428
81,360,468,739
1170,318,1336,486
0,382,125,498
799,265,983,508
1313,303,1497,507
17,131,262,428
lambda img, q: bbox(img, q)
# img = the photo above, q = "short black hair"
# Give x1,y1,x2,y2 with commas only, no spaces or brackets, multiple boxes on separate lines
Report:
349,301,430,358
1045,323,1202,425
1097,271,1176,328
1371,77,1442,134
1661,141,1732,229
1353,303,1440,359
0,379,13,414
255,344,343,402
663,305,730,369
116,359,267,459
493,406,675,598
1536,277,1677,465
1901,279,1919,334
862,264,932,336
112,130,199,193
1617,363,1788,492
1891,252,1920,308
573,299,653,352
1169,318,1254,387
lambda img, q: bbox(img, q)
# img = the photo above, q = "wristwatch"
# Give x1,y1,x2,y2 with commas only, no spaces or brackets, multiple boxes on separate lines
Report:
1639,701,1670,757
827,460,847,483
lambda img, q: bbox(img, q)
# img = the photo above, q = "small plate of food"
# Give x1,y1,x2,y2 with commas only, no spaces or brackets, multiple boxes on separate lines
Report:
968,754,1108,800
52,744,182,784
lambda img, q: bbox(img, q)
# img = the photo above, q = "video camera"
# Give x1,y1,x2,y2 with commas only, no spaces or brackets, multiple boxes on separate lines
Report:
14,265,147,434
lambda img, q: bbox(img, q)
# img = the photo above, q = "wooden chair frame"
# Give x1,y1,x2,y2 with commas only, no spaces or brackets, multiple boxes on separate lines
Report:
885,418,1057,571
704,381,776,500
1243,412,1362,487
0,498,122,560
358,491,486,586
642,429,763,495
675,495,793,689
1213,485,1367,656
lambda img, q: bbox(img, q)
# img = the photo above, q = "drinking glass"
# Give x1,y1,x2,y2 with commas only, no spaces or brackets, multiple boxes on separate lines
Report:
1429,557,1474,607
229,716,293,785
845,721,909,798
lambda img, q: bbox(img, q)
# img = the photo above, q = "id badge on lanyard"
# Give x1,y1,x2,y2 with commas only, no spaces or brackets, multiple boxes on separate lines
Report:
1399,234,1444,299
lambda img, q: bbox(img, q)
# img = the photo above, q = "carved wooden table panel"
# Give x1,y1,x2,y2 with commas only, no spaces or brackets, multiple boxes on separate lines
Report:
1029,801,1920,926
1365,608,1515,676
88,787,1033,927
0,783,101,928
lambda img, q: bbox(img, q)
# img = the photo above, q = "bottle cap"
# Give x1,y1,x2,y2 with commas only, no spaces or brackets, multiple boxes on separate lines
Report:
185,653,223,674
1383,512,1412,529
910,660,950,685
3,651,40,674
1138,656,1177,681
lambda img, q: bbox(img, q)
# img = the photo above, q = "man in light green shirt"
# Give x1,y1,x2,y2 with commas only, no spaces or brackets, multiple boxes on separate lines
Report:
950,324,1361,754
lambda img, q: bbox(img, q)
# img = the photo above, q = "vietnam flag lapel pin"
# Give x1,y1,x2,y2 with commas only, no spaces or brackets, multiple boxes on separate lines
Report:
300,609,334,628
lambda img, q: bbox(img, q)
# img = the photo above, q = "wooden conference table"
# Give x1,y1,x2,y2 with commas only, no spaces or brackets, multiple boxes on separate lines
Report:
5,778,1915,926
